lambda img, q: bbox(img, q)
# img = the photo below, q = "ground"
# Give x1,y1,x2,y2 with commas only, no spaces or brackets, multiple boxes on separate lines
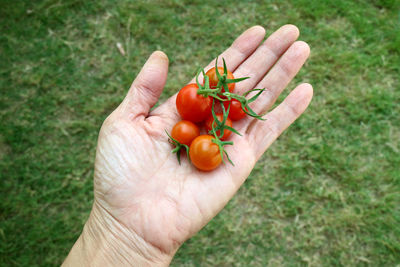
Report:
0,0,399,266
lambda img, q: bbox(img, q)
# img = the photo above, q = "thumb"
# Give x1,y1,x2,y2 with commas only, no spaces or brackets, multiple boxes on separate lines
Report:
121,51,169,118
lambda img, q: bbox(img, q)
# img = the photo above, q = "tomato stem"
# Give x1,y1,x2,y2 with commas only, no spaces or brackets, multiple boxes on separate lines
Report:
211,132,234,166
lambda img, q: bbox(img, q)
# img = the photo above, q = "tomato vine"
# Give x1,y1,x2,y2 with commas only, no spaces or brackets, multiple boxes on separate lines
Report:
167,57,268,170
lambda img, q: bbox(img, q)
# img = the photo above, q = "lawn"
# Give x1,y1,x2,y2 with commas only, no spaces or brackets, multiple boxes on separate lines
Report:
1,0,399,266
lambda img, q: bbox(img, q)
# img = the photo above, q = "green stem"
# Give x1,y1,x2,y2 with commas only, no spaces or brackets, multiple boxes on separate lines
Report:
165,130,191,164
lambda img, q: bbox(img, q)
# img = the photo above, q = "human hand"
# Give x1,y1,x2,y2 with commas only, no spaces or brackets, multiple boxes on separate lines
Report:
63,25,312,266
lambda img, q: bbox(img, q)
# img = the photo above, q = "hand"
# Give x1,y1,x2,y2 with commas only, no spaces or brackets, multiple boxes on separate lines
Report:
63,25,312,266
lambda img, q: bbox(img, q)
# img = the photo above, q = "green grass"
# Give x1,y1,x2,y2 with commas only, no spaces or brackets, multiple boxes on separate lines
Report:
1,0,399,266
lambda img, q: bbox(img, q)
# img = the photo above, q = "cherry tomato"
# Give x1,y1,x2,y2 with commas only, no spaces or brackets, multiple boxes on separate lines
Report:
189,135,222,171
223,99,247,121
171,120,200,146
204,67,235,93
205,113,232,140
176,83,212,122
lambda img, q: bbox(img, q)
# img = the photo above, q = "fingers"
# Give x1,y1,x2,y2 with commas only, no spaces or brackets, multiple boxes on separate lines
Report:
120,51,169,118
233,24,300,95
246,83,313,159
249,41,311,115
188,25,266,84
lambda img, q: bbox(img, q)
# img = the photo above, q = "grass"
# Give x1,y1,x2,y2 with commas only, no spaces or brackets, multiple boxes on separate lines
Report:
1,0,399,266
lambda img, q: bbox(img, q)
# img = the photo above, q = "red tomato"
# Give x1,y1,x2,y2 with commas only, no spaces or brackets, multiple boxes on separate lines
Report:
223,99,247,121
171,120,200,146
176,84,212,122
204,67,235,93
205,113,232,140
189,135,222,171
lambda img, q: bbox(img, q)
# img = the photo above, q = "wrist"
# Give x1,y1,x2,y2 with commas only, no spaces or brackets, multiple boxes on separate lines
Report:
63,201,174,266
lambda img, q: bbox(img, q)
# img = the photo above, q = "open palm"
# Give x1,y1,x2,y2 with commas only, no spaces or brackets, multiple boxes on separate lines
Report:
90,25,313,264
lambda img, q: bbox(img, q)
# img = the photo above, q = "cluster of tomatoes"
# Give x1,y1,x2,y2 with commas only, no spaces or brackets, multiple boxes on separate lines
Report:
167,59,265,171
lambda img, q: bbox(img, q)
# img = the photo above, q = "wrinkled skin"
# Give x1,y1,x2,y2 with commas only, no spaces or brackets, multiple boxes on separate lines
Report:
89,25,313,264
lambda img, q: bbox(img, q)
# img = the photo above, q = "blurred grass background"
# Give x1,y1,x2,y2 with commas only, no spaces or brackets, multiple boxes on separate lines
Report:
1,0,399,266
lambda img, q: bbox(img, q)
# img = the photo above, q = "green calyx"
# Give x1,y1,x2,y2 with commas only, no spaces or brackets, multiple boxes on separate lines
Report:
215,58,250,93
211,133,234,166
208,98,242,139
196,57,267,120
165,130,190,165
